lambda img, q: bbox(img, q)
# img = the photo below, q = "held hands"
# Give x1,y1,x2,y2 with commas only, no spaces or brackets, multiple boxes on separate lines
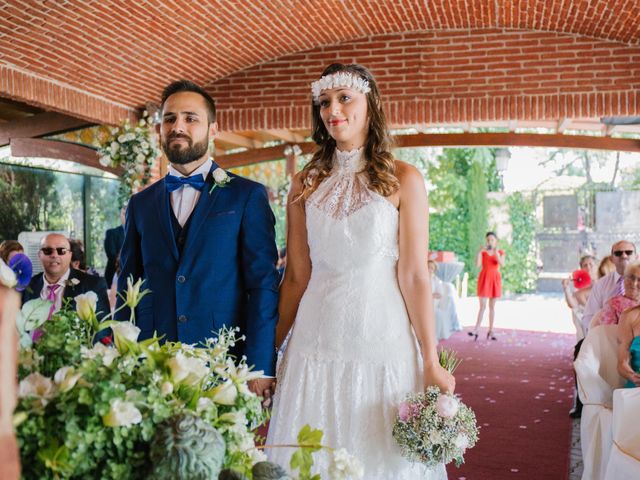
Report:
424,362,456,394
248,377,276,408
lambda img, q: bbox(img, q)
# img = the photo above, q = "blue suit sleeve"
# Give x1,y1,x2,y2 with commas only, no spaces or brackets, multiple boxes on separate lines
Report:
115,199,144,321
240,184,279,375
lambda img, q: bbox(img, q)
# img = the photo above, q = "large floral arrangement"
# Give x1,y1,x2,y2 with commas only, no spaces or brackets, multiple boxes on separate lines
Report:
14,279,267,479
12,277,364,480
392,350,479,468
98,113,159,201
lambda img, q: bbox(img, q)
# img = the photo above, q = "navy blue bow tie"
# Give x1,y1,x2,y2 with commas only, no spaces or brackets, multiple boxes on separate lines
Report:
165,174,206,193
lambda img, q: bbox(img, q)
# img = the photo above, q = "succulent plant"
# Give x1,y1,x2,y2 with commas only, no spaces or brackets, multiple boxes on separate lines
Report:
218,469,249,480
252,461,291,480
148,412,225,480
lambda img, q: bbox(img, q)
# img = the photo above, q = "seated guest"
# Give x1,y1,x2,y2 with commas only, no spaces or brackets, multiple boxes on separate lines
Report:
22,234,109,319
69,239,99,276
617,304,640,388
591,261,640,327
582,240,637,333
571,240,636,418
428,260,444,306
0,240,24,264
562,254,596,315
575,256,615,306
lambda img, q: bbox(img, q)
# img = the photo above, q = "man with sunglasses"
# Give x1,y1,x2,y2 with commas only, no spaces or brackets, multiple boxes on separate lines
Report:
570,240,637,418
22,233,109,318
582,240,637,333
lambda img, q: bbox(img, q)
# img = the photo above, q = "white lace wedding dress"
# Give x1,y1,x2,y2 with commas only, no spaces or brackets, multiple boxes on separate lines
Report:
267,149,447,479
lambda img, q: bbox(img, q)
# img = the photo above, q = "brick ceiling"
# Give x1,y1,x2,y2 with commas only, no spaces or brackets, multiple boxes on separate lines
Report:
1,0,639,124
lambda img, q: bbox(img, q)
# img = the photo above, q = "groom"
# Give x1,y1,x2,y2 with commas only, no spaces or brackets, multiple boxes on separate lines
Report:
116,80,279,397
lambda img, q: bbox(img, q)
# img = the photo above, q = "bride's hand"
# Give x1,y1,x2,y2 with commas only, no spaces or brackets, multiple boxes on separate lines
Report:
424,362,456,394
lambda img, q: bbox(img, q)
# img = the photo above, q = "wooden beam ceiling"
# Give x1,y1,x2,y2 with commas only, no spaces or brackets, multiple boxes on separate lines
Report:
216,132,640,168
0,112,91,146
9,138,122,175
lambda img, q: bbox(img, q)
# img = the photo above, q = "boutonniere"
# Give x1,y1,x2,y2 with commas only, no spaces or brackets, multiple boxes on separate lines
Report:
209,168,232,194
65,278,80,288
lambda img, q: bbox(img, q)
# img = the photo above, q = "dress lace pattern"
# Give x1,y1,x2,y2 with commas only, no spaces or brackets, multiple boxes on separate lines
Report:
267,149,447,479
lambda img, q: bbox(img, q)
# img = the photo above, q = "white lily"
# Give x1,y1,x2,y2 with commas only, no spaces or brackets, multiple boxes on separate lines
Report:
75,291,98,322
211,380,238,405
53,366,82,393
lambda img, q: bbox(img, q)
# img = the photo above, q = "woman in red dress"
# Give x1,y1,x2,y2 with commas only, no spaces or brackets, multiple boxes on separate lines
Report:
469,232,505,341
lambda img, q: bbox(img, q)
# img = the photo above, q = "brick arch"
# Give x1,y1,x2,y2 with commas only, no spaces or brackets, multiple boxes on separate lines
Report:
208,28,640,131
1,1,639,124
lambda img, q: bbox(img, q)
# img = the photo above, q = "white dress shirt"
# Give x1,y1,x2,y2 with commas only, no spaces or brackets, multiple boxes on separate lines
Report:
581,271,621,333
40,268,71,313
168,158,212,227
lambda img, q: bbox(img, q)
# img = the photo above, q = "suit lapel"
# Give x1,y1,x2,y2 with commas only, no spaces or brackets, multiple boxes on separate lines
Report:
183,162,222,254
63,269,81,301
155,179,180,260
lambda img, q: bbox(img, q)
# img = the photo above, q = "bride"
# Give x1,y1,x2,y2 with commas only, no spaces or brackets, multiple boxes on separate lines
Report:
267,63,455,479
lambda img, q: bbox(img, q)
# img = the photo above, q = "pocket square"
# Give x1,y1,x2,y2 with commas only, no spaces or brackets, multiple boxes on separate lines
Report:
210,210,236,217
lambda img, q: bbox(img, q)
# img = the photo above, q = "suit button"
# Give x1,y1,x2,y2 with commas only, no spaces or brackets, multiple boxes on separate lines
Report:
177,275,186,283
178,315,187,323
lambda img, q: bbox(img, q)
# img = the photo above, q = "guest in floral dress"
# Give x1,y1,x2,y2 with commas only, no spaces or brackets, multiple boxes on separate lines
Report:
591,261,640,328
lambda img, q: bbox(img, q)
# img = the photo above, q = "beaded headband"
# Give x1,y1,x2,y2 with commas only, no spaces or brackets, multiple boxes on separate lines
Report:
311,72,371,104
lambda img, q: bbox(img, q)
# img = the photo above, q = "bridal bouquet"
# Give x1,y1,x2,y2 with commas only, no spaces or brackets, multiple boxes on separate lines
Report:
392,350,479,468
14,278,267,479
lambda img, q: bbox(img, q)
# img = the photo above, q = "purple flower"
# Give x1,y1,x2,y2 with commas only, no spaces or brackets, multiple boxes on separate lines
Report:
9,253,32,292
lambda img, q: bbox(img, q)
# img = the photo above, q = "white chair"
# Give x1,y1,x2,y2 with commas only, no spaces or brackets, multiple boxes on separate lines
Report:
575,324,626,480
604,388,640,479
572,309,586,342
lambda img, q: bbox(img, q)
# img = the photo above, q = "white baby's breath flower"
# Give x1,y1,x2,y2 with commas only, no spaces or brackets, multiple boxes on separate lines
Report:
0,259,17,288
429,430,443,445
435,394,459,419
454,433,470,450
53,366,82,393
328,448,364,480
99,156,111,167
103,399,142,427
166,352,209,386
18,372,56,403
196,397,213,412
74,291,98,321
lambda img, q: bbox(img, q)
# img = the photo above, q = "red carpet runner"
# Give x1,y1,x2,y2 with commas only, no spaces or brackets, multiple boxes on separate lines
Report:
442,328,575,480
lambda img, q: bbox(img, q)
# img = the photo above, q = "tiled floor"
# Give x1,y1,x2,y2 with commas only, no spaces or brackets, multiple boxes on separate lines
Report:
569,418,583,480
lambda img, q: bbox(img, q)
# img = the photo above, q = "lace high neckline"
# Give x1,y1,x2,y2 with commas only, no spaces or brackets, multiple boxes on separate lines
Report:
334,148,366,173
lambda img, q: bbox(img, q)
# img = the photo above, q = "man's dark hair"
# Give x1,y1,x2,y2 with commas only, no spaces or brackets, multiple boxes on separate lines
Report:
160,80,216,123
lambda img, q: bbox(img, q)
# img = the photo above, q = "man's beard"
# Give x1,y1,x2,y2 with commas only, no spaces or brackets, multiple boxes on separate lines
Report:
162,134,209,165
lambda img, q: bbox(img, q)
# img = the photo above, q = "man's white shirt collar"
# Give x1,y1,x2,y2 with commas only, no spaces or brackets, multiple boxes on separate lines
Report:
168,158,212,180
43,268,71,289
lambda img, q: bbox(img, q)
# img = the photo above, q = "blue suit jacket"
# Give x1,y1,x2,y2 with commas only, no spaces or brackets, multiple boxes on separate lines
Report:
116,164,279,375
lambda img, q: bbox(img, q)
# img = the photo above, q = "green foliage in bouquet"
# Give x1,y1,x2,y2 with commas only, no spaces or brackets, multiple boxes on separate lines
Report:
14,278,268,480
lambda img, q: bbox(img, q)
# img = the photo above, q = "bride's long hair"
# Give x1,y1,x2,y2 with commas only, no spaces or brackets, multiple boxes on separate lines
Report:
298,63,399,200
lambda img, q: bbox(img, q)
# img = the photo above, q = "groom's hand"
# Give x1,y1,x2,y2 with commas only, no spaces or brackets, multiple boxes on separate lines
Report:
248,378,275,407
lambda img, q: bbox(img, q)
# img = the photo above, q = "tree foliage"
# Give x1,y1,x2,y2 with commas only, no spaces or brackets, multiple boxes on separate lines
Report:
501,193,537,293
